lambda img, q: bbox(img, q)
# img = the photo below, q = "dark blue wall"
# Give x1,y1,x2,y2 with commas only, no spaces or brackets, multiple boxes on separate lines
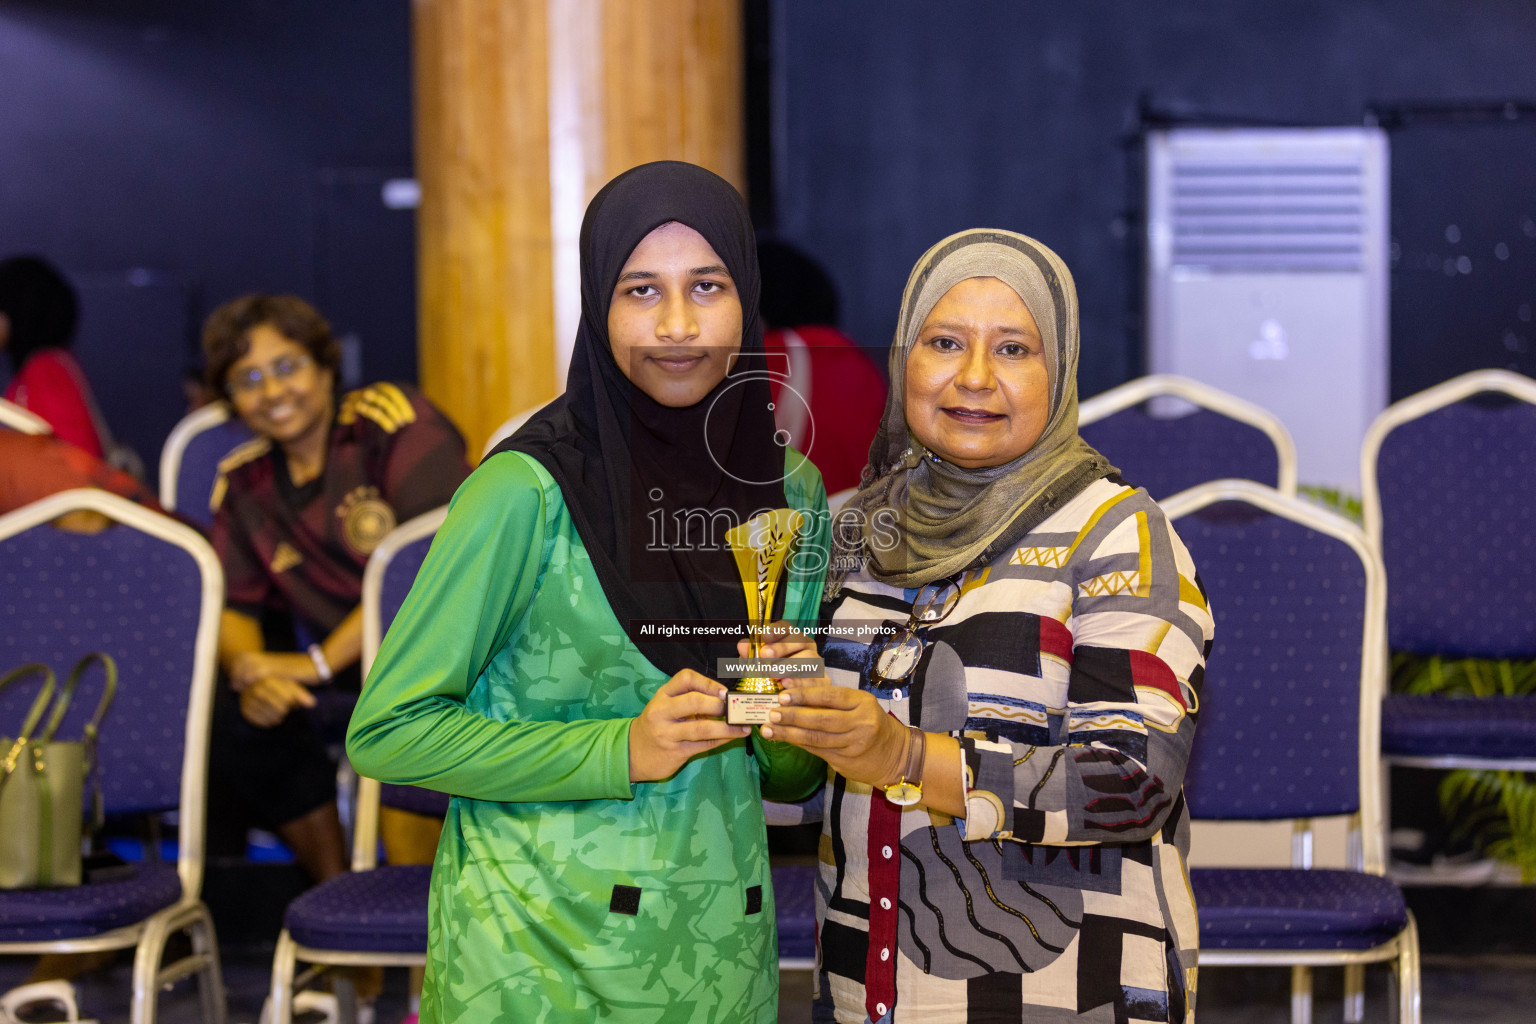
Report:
0,0,412,460
769,0,1536,397
7,0,1536,458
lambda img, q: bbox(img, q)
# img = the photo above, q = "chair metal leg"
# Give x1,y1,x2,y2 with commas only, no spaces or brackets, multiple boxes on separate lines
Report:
189,902,229,1024
1396,912,1422,1024
1290,964,1313,1024
1344,963,1365,1023
130,912,173,1024
269,930,299,1024
334,972,358,1024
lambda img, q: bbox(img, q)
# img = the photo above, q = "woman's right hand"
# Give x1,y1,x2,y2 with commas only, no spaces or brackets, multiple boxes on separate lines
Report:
628,670,751,782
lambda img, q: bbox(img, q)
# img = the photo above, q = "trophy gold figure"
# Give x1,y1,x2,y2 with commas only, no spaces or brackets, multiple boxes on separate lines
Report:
724,508,805,725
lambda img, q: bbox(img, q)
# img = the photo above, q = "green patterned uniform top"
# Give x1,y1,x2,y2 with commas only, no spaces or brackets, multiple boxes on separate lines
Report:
348,449,828,1023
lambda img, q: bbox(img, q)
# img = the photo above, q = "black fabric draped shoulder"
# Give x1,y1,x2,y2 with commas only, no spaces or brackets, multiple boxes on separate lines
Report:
488,161,788,678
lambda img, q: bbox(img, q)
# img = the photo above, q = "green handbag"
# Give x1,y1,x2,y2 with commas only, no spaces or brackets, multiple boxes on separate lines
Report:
0,655,117,888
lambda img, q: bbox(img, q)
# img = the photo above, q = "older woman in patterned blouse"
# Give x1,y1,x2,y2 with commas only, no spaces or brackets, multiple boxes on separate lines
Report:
761,230,1215,1024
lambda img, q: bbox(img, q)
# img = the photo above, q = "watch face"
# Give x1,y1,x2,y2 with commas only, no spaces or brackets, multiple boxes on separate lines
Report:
874,634,923,682
885,780,921,807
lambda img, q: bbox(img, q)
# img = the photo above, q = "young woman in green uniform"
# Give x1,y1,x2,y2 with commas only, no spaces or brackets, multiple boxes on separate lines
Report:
348,161,828,1023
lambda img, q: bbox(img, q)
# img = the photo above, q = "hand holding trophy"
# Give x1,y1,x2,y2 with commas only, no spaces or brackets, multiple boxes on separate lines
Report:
724,508,806,725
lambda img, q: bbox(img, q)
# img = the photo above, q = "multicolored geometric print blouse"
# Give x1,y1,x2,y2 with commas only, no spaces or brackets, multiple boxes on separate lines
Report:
802,477,1214,1024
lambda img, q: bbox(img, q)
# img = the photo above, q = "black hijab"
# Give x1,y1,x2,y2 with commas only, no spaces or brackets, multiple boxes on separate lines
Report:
489,161,787,677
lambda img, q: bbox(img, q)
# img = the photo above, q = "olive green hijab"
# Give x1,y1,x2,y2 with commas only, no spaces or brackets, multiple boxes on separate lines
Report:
831,229,1115,593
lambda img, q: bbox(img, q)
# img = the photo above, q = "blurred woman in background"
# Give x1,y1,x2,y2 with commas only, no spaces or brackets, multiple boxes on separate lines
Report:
203,294,469,883
0,255,121,463
757,239,886,496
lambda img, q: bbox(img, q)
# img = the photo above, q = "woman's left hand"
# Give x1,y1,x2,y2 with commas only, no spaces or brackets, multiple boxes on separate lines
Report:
761,685,908,788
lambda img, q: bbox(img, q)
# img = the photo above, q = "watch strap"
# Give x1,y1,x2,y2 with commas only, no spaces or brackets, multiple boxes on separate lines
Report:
883,726,926,806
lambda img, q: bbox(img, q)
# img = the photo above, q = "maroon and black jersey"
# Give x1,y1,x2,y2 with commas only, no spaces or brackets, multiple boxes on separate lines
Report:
210,382,469,636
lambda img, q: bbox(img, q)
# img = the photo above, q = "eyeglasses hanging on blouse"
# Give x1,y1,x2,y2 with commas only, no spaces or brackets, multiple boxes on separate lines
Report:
871,577,962,684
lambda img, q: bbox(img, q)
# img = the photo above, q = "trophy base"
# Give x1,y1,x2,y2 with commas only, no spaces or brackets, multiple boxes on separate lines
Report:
727,691,781,726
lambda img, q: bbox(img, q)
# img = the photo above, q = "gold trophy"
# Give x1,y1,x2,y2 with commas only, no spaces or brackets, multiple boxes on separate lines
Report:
724,508,805,725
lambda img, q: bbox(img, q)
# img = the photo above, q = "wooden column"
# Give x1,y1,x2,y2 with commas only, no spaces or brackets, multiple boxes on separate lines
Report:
601,0,745,190
413,0,554,453
414,0,743,450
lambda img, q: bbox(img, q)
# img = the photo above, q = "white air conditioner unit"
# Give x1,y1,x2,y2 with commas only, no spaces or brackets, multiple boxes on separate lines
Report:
1146,127,1389,492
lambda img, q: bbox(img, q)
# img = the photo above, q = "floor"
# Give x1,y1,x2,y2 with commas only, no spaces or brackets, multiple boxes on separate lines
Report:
3,877,1533,1023
0,951,1530,1023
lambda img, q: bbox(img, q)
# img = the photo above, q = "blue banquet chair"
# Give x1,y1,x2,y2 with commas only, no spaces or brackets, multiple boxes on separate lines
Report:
1360,369,1536,871
1079,374,1297,500
266,506,448,1024
157,403,259,530
1162,479,1420,1024
770,863,818,972
0,397,51,434
0,488,227,1023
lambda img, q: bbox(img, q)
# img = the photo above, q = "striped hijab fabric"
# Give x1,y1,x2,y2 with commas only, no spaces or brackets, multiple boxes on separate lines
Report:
835,230,1114,593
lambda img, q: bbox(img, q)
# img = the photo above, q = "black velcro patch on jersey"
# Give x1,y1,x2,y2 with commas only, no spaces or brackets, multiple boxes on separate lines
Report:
609,884,641,916
745,884,763,915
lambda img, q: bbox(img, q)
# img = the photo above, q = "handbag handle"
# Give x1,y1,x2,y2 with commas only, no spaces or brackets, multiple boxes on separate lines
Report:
41,654,118,837
40,653,118,750
0,664,57,786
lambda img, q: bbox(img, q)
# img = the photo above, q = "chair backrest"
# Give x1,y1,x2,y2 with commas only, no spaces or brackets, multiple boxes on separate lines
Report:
1079,375,1297,500
480,400,553,461
0,489,222,900
1162,479,1385,873
1361,369,1536,660
0,397,51,434
158,403,259,527
353,505,450,868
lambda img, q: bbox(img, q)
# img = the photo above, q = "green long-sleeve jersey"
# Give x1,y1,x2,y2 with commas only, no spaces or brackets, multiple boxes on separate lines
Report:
347,449,828,1023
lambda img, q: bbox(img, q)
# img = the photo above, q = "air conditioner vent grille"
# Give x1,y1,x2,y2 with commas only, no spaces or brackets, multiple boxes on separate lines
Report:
1170,161,1366,271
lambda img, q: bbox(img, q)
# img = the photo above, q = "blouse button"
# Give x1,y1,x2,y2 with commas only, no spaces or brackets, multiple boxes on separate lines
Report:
880,897,892,910
882,845,893,860
880,947,890,961
891,688,903,700
877,1002,888,1016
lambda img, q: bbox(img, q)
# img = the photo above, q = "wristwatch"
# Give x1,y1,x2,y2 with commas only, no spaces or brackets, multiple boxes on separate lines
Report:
883,727,926,807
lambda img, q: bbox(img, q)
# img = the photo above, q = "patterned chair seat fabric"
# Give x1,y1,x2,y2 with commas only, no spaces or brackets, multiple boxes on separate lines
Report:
371,529,453,823
1375,392,1536,660
1080,406,1282,502
170,414,257,529
283,864,430,953
772,864,816,962
0,862,182,943
1192,868,1407,951
1178,501,1366,822
1381,694,1536,759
